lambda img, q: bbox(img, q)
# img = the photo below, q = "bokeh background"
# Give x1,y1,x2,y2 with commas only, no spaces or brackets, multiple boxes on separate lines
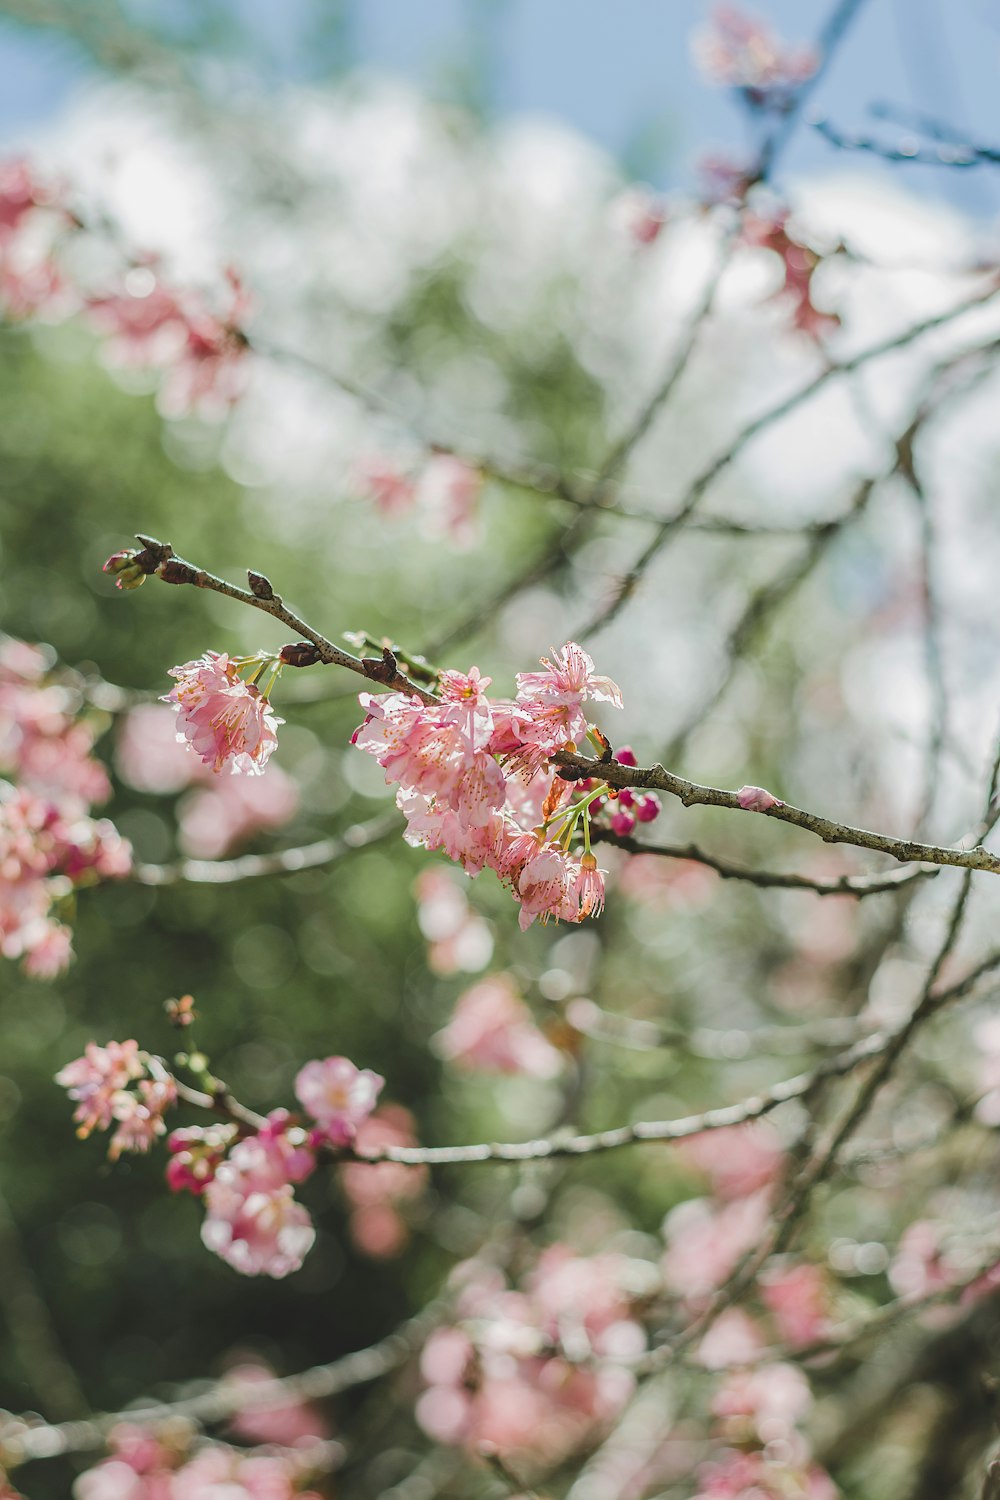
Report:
4,4,1000,1498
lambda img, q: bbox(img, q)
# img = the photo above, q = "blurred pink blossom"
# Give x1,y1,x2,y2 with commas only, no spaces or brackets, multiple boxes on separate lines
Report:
432,973,563,1078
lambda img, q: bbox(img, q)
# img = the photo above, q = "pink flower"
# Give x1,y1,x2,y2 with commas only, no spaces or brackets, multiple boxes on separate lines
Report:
164,653,282,776
743,213,840,340
201,1123,316,1278
517,845,579,930
432,973,563,1078
294,1056,384,1146
86,269,250,420
341,1105,428,1259
108,1077,177,1161
166,1122,235,1195
678,1123,784,1202
761,1263,831,1348
693,7,818,98
56,1040,146,1137
356,454,417,517
737,784,783,812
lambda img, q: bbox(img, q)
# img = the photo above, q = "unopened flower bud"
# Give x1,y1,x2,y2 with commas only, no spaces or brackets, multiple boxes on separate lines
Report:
102,550,147,590
614,746,638,767
737,784,783,813
279,641,323,668
635,793,661,823
610,809,636,836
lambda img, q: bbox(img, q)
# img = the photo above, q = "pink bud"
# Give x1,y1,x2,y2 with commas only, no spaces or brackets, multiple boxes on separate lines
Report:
737,784,783,813
618,787,635,808
614,746,638,767
610,809,636,836
635,794,661,823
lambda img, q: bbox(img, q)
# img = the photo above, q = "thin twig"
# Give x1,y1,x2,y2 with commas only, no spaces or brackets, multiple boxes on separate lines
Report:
132,814,397,886
594,828,938,896
577,281,1000,639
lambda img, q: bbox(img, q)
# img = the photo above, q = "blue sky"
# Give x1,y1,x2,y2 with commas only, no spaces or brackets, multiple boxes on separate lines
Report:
2,0,999,214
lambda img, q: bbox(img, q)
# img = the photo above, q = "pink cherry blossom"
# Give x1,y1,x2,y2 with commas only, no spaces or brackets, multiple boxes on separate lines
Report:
166,1122,236,1195
693,7,818,97
432,973,563,1078
760,1262,831,1348
201,1121,316,1278
56,1040,146,1137
108,1078,178,1161
74,1426,324,1500
416,1249,644,1467
86,270,250,420
165,653,282,776
352,643,623,929
340,1105,428,1259
294,1056,384,1145
356,454,417,517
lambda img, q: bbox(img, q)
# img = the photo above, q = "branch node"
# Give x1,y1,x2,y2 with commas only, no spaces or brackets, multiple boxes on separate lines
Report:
247,569,275,600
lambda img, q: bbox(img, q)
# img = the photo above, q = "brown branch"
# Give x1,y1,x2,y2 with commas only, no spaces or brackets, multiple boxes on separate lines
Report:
167,950,1000,1168
594,827,938,896
577,281,1000,639
128,535,439,705
0,1300,441,1468
132,814,397,887
556,751,1000,876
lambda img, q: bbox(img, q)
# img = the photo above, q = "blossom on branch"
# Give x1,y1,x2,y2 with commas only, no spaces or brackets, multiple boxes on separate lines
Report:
693,6,818,103
353,641,623,929
201,1113,316,1279
164,652,283,776
294,1055,384,1146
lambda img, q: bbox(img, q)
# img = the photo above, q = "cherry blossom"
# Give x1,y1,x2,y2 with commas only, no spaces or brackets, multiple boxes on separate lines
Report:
86,269,250,420
294,1055,384,1145
432,972,563,1077
201,1116,316,1278
737,782,783,812
74,1425,324,1499
1,787,131,975
416,1249,646,1467
693,6,817,101
353,642,624,928
56,1040,146,1138
743,213,840,339
164,652,283,776
340,1104,428,1258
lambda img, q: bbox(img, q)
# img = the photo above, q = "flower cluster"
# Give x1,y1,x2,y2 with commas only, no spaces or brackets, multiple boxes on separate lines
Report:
743,211,840,340
58,1040,393,1278
86,266,250,420
353,642,622,929
417,1246,650,1468
693,5,818,105
74,1425,325,1500
357,452,482,547
340,1105,428,1259
572,745,661,837
55,1041,177,1159
432,971,564,1078
0,156,249,416
0,638,131,974
654,1125,838,1498
164,652,283,776
0,157,73,322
